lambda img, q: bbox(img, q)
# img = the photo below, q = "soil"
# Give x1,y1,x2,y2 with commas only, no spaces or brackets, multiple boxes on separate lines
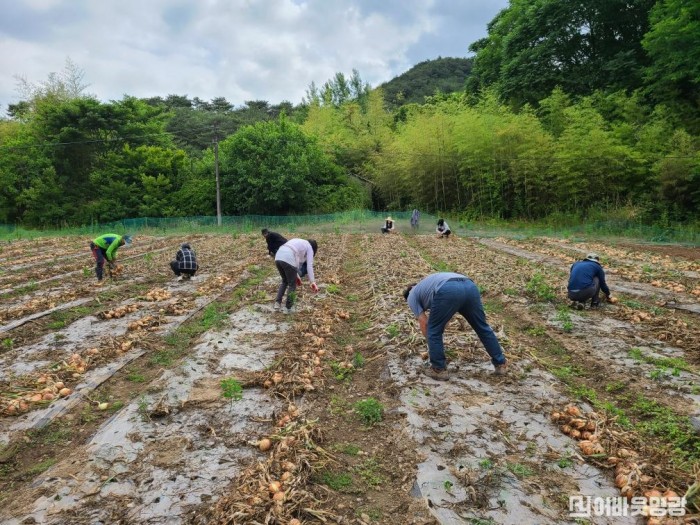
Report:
0,232,698,525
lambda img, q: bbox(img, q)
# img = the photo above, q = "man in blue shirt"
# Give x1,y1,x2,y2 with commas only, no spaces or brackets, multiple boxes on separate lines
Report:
567,253,613,309
404,272,508,381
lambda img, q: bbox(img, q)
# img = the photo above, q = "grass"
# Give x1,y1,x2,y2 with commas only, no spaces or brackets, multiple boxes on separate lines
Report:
220,378,243,408
355,458,384,487
330,361,355,381
25,458,57,476
507,462,534,478
353,398,384,426
627,348,690,371
326,283,340,294
126,372,147,382
318,470,354,491
385,323,399,339
555,307,573,332
334,443,361,455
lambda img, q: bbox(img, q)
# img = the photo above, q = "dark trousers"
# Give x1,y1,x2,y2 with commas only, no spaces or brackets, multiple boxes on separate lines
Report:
275,260,298,309
568,277,600,306
170,260,197,277
90,242,107,280
427,279,506,370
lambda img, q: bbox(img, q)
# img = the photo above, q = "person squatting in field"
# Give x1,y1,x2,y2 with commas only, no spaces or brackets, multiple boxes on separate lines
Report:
381,216,395,234
90,233,131,284
404,272,508,381
274,238,318,313
170,243,199,281
567,253,614,309
436,218,451,238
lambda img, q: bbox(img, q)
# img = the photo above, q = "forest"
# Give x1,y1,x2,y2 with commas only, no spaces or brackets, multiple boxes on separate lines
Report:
0,0,698,228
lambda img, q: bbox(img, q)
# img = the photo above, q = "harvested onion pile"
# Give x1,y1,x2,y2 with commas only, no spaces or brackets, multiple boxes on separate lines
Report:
127,315,162,331
143,288,171,301
100,304,139,319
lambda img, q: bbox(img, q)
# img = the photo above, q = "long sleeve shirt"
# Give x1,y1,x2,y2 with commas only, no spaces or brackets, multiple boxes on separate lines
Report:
275,238,315,283
568,260,610,296
265,231,288,256
407,272,466,317
92,234,123,262
175,247,198,271
436,221,450,233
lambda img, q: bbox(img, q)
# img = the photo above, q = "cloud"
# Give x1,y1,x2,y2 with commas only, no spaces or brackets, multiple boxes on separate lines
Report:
0,0,508,112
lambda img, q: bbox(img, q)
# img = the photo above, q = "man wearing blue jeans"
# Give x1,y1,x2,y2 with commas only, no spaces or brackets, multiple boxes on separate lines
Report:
404,272,508,381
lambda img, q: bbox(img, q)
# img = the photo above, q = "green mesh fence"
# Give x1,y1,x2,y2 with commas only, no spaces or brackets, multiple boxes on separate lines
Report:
0,211,697,243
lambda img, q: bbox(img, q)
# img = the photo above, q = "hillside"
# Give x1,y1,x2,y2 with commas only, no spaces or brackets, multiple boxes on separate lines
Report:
380,56,473,107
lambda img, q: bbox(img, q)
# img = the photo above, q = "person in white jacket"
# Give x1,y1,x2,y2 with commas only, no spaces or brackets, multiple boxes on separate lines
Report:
274,238,318,312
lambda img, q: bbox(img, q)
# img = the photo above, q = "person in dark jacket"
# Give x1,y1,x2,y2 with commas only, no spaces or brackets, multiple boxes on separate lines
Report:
262,228,287,256
170,243,198,281
567,253,614,309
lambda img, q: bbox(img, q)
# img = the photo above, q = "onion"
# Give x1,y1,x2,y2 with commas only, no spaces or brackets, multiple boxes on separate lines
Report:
54,381,65,390
282,461,296,471
607,457,620,465
263,380,273,388
662,490,679,499
615,474,629,488
281,471,292,482
585,421,596,431
571,419,587,430
272,373,284,385
550,411,561,422
289,519,301,525
644,490,662,499
268,481,282,493
42,393,55,401
258,438,272,452
317,349,326,356
98,402,109,410
560,425,572,435
30,394,43,402
617,448,635,458
620,485,634,499
565,405,582,417
59,388,72,397
581,431,592,440
570,429,581,439
4,405,17,415
272,491,285,502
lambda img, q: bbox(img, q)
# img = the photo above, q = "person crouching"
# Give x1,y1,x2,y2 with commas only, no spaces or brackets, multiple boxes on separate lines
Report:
171,243,199,281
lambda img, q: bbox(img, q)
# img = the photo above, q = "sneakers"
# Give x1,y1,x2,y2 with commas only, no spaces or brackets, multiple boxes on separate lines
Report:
569,301,584,310
494,362,508,376
176,276,184,282
421,366,450,381
273,302,281,311
95,280,105,287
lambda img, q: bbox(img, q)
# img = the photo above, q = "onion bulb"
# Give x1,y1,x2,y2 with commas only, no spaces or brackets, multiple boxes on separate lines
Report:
289,519,301,525
59,388,72,397
268,481,282,493
98,402,109,410
258,438,272,452
272,491,285,502
281,471,292,482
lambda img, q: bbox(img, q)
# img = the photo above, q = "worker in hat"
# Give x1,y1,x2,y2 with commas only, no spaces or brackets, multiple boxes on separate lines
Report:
170,243,199,281
381,216,395,234
567,253,614,309
90,234,131,285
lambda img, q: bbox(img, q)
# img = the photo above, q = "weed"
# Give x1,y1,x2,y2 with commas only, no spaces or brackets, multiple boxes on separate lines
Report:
526,326,546,336
319,470,353,491
507,463,534,478
557,454,574,469
355,458,384,487
330,361,355,381
555,307,573,332
386,324,399,339
525,441,537,455
443,480,454,492
352,352,365,369
137,395,149,420
346,294,359,302
353,398,384,426
127,372,146,383
335,443,360,455
553,366,575,380
605,381,626,393
478,458,493,470
329,395,350,416
48,321,65,330
355,320,372,331
82,267,92,277
503,288,518,296
200,304,227,330
1,338,13,351
483,300,504,313
17,281,38,294
628,348,690,371
525,273,556,301
26,458,57,476
109,401,125,412
569,385,597,403
29,424,72,445
220,378,243,409
326,283,340,294
356,508,382,521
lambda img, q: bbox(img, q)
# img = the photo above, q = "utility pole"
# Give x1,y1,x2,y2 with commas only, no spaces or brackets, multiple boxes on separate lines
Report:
213,128,222,227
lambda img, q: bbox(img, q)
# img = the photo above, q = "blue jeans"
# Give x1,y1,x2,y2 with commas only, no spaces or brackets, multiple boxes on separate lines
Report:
427,279,506,370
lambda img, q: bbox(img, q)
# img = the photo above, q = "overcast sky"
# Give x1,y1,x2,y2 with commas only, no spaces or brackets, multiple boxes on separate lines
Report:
0,0,509,112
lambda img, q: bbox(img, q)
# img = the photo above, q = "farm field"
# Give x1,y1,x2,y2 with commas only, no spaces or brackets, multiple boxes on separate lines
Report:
0,232,698,525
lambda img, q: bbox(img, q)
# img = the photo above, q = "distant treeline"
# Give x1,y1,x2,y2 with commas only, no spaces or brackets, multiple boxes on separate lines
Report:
0,0,698,227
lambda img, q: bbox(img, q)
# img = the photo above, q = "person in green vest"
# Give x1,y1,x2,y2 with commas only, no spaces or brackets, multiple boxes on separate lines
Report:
90,233,132,284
